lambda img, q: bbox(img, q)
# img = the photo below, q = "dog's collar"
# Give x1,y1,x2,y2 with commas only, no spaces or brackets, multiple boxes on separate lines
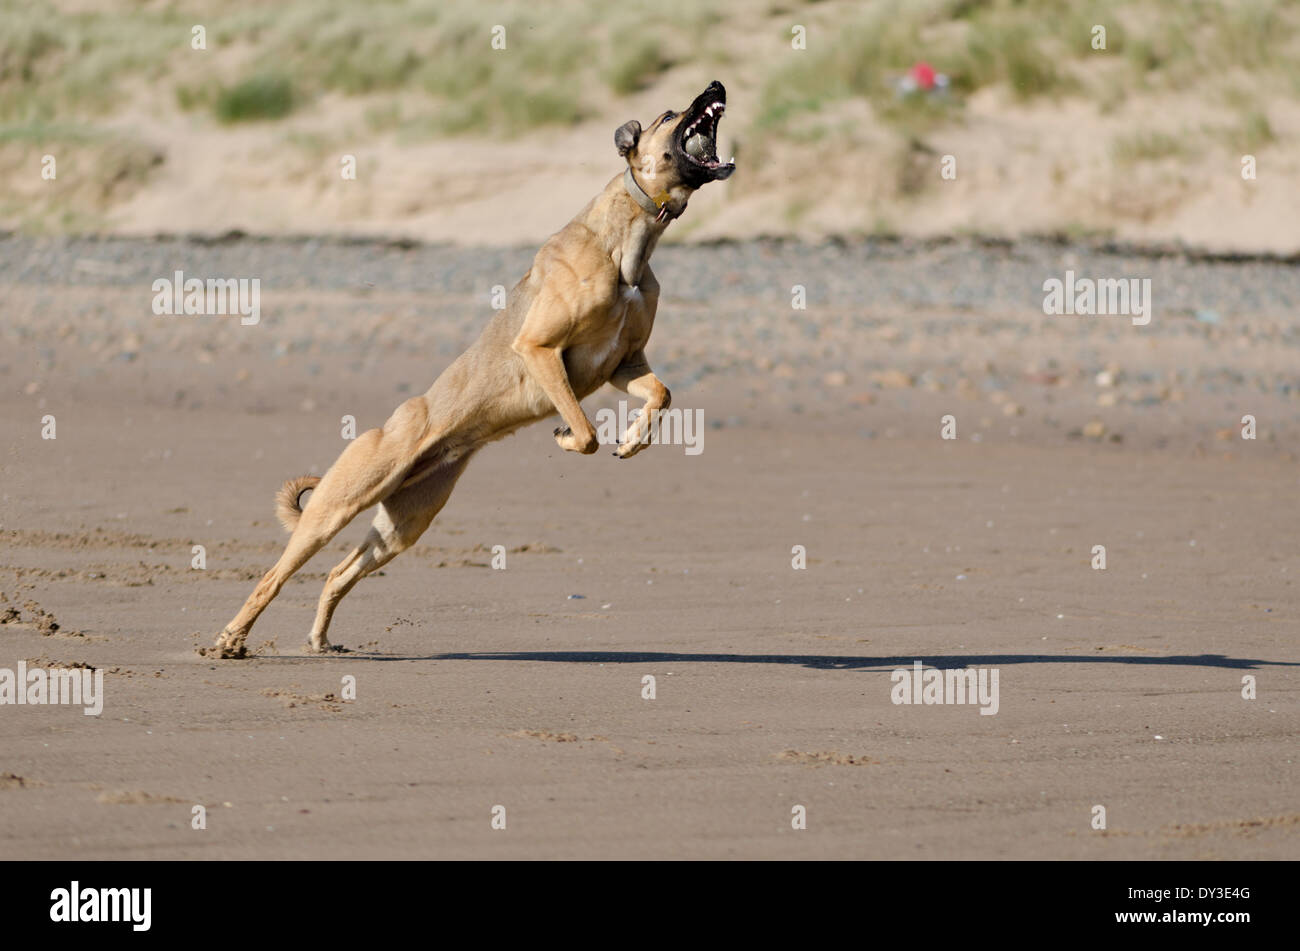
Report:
624,167,677,223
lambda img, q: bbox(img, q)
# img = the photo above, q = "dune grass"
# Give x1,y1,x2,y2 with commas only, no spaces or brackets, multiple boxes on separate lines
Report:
1,0,1297,142
0,2,183,122
753,0,1299,133
1111,129,1191,164
214,73,295,123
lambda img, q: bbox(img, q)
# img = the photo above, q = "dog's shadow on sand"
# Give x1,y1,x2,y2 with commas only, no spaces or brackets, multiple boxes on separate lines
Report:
348,650,1297,671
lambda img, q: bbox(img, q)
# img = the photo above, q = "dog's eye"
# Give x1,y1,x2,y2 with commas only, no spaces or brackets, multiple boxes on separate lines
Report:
660,111,675,123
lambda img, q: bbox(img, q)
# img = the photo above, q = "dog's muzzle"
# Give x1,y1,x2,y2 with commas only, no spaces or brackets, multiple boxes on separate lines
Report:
675,81,735,184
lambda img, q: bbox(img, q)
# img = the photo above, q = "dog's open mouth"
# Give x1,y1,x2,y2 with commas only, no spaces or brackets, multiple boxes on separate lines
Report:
677,81,734,181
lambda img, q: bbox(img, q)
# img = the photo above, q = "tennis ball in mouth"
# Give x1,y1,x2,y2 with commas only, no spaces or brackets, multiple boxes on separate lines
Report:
685,133,709,158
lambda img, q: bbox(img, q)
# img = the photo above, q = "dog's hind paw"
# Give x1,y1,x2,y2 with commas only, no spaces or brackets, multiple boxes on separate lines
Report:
201,627,250,660
305,641,350,655
197,643,248,660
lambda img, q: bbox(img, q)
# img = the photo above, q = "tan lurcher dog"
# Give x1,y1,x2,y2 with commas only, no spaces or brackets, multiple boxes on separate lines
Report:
209,81,736,658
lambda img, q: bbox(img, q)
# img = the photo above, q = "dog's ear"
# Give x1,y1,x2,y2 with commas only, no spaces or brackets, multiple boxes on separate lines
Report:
614,120,641,157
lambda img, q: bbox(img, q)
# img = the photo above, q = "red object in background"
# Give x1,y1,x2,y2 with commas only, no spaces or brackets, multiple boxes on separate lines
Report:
910,61,937,91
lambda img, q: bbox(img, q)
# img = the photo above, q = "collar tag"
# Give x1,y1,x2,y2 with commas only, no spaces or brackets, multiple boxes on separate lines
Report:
624,167,676,222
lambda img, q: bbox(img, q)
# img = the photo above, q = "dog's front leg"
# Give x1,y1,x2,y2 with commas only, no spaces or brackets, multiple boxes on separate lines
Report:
512,340,599,455
609,350,670,459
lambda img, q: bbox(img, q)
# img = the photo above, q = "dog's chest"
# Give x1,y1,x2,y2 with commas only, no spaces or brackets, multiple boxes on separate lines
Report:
593,284,644,358
594,284,640,361
567,284,643,391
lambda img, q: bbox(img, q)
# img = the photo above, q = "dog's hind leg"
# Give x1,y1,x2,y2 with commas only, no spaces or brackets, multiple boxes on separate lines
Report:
213,397,439,658
307,454,471,653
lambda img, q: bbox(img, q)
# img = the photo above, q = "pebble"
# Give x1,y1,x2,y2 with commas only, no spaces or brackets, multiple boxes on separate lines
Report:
872,369,914,389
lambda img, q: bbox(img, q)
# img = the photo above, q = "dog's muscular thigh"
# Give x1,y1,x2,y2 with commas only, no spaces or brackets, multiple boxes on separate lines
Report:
309,396,432,520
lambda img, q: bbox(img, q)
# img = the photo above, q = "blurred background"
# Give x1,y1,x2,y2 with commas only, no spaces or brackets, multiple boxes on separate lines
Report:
3,0,1299,251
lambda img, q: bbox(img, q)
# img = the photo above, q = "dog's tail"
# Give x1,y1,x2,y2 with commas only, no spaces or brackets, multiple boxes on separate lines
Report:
275,475,321,533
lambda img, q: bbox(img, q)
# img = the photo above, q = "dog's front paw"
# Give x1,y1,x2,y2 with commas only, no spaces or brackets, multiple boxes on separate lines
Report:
614,436,650,459
554,425,599,454
614,412,654,459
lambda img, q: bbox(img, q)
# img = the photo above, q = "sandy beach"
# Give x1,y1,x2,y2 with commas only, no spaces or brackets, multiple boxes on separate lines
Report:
1,234,1295,858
